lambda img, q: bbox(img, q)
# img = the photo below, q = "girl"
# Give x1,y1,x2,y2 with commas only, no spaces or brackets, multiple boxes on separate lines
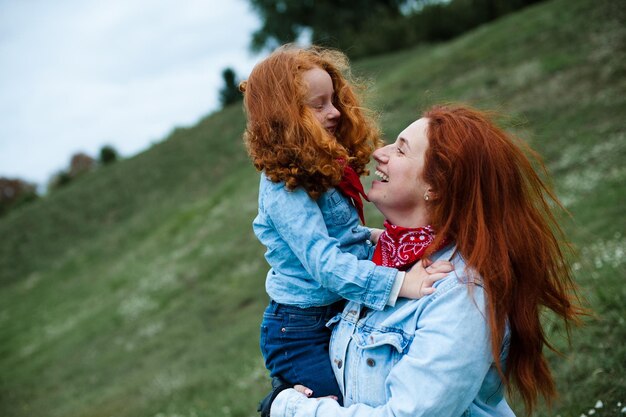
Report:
239,45,451,408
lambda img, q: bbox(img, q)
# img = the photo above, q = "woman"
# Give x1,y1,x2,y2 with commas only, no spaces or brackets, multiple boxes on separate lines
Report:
268,104,582,416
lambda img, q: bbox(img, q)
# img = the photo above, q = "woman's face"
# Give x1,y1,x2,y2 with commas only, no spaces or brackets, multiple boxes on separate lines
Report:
368,118,432,222
302,67,341,135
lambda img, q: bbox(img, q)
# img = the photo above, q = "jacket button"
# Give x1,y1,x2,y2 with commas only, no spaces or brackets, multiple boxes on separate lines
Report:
336,359,343,369
366,358,376,367
281,327,286,332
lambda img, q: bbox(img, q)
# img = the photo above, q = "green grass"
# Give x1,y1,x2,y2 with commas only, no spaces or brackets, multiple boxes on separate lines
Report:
1,0,625,416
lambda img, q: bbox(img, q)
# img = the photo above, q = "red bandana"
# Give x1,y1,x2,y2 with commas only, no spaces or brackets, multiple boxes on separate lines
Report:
372,221,440,270
336,164,369,225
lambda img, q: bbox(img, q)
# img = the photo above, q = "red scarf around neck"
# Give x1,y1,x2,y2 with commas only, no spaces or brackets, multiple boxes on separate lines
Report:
336,164,369,225
372,221,441,271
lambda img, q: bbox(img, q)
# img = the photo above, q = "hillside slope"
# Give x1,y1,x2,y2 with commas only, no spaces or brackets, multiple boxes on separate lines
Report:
1,0,624,416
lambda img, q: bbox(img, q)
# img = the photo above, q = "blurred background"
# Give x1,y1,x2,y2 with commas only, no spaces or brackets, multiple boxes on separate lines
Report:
0,0,624,416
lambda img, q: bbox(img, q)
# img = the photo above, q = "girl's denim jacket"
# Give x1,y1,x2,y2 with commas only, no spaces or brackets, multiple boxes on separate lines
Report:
272,245,515,417
253,174,398,310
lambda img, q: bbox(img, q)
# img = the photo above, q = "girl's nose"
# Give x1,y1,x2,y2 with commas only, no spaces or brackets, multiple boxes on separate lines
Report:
327,104,340,120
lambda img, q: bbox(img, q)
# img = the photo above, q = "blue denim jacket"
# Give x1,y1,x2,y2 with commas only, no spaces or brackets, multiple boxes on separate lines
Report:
253,174,398,310
272,245,515,417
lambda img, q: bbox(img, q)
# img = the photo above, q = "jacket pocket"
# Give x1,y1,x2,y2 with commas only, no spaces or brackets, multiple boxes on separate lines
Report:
350,331,408,406
354,330,409,353
320,190,351,226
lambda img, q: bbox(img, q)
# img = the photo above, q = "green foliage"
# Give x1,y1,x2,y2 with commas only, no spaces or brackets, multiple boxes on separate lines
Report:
0,178,38,217
68,153,95,178
248,0,546,58
218,67,243,108
0,0,624,416
47,170,72,191
99,145,119,165
248,0,407,56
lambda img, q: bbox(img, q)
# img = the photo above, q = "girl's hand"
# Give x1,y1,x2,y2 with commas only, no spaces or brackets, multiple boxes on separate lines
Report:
369,228,383,244
398,259,453,299
293,385,338,401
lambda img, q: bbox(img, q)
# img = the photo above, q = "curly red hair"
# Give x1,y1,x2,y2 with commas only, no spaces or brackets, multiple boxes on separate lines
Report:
420,105,584,414
240,44,381,199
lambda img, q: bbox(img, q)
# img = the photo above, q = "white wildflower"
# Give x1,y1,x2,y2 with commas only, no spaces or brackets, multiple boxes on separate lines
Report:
118,295,157,320
594,258,603,269
583,235,626,270
138,321,164,338
595,400,603,408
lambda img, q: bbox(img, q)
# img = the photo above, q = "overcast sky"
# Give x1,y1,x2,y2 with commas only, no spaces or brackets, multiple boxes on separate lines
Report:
0,0,263,187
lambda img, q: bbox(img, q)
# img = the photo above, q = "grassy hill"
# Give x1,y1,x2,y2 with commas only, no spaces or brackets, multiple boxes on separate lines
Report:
1,0,624,416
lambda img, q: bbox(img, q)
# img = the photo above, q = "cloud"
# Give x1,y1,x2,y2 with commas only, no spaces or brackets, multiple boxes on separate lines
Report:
0,0,261,186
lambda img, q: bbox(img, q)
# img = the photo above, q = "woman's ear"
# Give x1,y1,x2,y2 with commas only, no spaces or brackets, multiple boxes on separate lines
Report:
424,187,438,201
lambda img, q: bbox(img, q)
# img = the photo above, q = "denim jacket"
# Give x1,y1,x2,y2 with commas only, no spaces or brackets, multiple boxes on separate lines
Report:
272,245,515,417
253,174,398,310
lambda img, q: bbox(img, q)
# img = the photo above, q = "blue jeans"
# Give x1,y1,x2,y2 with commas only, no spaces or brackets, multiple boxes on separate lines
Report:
260,300,344,404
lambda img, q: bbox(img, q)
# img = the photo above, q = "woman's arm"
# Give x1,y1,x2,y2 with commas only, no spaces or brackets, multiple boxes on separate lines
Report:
271,280,496,417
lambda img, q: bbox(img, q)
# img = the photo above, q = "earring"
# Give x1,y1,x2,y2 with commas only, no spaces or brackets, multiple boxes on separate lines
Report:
424,192,430,201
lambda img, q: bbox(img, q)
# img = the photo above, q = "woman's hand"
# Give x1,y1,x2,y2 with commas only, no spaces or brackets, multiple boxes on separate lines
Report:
259,380,338,416
398,259,453,299
293,384,338,401
258,377,293,417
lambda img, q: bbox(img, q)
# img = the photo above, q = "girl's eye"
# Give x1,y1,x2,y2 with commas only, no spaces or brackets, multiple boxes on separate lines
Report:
396,146,404,155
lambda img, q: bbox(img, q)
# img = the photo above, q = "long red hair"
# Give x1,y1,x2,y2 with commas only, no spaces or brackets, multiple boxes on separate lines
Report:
240,44,381,199
422,105,582,414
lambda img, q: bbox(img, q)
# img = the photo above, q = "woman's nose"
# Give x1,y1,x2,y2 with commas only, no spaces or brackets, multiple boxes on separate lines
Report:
373,145,390,162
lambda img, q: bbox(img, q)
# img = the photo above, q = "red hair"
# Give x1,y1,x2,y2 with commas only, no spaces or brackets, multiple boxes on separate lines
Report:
422,105,582,414
240,44,381,199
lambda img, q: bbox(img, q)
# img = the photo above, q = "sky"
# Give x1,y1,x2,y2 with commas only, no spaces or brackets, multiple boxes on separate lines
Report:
0,0,263,187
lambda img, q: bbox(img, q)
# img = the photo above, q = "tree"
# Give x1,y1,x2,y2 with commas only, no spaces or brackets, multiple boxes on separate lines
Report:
69,153,95,178
246,0,547,58
247,0,411,57
99,145,119,165
218,67,243,108
48,152,96,192
0,177,38,216
48,170,72,191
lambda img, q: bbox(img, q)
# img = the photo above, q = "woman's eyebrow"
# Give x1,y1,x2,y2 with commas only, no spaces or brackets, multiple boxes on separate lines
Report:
398,137,411,150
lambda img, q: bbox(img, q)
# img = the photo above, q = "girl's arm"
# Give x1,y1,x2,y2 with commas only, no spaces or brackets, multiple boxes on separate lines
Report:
262,184,397,310
368,227,383,244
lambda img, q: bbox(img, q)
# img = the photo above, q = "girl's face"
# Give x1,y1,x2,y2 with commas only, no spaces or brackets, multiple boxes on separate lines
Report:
368,118,432,223
302,67,341,135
